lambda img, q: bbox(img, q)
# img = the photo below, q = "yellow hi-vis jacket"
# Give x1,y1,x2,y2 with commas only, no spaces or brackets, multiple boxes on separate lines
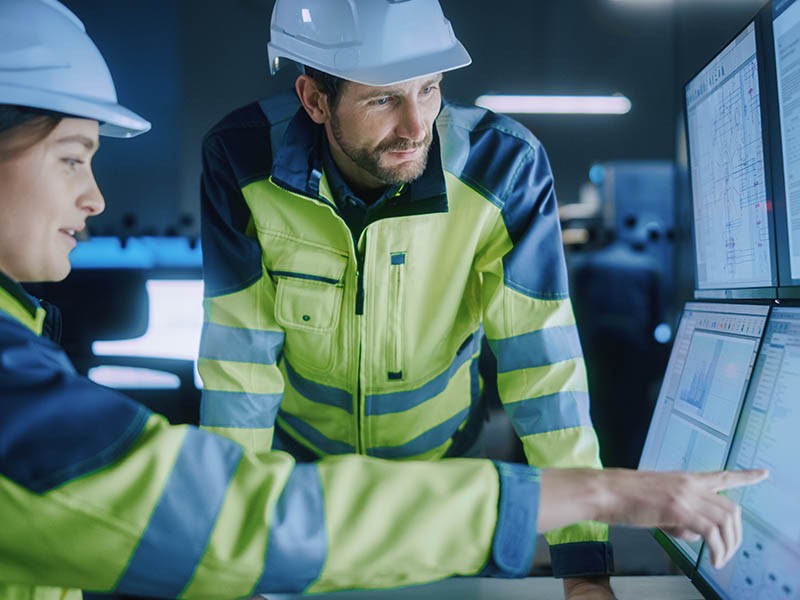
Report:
0,269,541,597
199,96,612,577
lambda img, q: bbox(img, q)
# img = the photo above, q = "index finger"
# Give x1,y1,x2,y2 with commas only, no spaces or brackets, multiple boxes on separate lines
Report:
706,469,768,493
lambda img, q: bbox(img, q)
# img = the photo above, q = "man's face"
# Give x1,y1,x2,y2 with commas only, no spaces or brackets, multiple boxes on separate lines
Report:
324,74,443,192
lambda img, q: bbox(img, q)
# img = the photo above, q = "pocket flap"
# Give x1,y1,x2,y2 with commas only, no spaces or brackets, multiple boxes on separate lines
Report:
275,278,343,333
268,241,348,284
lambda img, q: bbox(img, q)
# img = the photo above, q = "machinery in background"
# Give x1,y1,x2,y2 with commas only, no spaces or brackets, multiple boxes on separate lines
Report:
566,161,677,468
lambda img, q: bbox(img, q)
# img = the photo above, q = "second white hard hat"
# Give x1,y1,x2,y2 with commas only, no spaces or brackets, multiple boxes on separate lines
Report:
268,0,471,87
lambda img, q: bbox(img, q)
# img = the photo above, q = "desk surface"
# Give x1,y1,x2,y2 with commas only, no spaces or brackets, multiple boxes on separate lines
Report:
266,576,701,599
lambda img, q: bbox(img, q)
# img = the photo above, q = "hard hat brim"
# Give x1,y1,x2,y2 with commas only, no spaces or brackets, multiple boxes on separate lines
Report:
0,83,151,138
271,40,472,87
349,42,472,86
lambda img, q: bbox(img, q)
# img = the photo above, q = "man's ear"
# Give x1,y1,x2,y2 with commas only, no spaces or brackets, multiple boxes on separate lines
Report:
295,74,331,125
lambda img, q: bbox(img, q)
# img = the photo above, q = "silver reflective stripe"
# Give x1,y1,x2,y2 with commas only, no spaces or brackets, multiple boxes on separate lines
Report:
199,322,284,365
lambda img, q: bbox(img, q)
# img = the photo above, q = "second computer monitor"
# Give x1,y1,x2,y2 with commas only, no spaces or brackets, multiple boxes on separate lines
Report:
639,302,769,569
696,305,800,599
768,0,800,294
685,11,778,298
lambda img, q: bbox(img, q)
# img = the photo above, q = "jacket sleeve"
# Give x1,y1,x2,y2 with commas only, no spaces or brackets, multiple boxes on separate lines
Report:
475,139,613,578
198,128,284,456
0,316,540,597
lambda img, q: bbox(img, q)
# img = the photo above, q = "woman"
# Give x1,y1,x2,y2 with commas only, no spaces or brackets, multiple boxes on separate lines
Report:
0,1,765,599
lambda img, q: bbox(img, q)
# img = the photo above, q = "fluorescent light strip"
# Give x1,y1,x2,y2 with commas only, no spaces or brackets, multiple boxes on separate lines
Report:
475,94,632,115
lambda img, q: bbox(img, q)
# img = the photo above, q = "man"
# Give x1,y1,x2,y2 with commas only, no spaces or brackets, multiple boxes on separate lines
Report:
200,1,639,597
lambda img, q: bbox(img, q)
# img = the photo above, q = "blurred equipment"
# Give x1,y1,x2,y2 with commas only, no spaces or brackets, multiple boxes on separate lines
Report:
560,182,605,250
569,161,676,468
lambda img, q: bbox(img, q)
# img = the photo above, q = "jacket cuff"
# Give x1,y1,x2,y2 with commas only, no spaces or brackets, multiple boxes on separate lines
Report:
481,462,540,578
550,541,615,578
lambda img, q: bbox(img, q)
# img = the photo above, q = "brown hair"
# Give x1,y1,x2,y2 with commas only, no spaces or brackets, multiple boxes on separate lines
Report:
304,66,345,109
0,105,62,161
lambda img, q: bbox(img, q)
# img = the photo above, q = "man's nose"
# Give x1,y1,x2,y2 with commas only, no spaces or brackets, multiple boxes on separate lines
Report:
396,100,426,142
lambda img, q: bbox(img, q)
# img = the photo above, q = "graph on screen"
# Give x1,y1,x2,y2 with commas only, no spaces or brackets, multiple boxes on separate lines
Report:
687,23,774,290
674,331,757,435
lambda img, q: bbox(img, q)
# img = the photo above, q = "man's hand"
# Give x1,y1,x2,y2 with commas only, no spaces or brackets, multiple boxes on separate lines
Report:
539,468,767,569
563,576,615,600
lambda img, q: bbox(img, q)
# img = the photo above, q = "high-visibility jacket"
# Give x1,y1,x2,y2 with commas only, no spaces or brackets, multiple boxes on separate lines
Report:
199,95,612,576
0,270,540,597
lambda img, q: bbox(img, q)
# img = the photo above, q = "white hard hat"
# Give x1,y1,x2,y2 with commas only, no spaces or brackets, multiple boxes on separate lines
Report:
268,0,471,86
0,0,150,138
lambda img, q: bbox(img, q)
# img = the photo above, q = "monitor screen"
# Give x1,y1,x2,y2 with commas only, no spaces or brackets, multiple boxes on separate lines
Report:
696,305,800,599
686,20,777,295
639,302,769,565
772,0,800,290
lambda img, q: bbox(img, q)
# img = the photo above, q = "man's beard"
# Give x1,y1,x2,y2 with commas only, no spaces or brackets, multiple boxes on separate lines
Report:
330,112,432,186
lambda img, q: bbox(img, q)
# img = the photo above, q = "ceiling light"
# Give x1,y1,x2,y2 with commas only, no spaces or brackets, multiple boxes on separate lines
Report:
475,94,632,115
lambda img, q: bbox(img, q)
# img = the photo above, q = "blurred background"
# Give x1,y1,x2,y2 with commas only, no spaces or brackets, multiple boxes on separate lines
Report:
30,0,769,578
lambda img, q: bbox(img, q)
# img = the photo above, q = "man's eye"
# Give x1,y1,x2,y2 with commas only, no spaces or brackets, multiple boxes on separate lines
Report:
372,97,391,106
61,158,83,168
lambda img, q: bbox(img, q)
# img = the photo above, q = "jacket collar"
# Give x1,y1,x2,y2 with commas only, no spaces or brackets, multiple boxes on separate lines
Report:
270,107,448,216
0,270,45,335
321,138,402,208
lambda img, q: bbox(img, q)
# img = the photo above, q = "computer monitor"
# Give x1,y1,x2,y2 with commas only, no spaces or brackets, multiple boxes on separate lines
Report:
685,11,778,298
694,305,800,599
768,0,800,294
639,301,770,571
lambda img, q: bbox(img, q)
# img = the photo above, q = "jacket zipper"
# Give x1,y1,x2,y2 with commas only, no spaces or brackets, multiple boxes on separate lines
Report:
354,232,368,453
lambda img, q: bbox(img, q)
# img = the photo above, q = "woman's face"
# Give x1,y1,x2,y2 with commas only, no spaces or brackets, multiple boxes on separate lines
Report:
0,118,103,282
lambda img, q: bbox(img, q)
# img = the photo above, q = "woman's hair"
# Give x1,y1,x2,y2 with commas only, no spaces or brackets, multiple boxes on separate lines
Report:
0,105,62,160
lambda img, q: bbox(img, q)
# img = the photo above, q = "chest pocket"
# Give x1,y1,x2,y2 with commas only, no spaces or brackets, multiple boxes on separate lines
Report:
269,239,348,372
275,275,343,333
